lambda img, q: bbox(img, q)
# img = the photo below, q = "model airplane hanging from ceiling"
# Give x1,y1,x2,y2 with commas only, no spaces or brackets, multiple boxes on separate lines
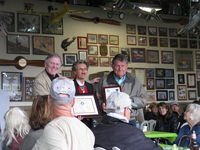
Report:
17,1,90,23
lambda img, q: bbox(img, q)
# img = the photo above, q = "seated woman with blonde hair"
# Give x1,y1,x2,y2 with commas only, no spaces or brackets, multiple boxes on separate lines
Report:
20,95,52,150
1,107,30,150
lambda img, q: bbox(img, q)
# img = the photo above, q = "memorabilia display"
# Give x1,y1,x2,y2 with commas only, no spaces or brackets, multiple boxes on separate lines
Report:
109,46,119,56
148,26,157,36
77,36,87,50
24,77,35,101
177,85,187,100
176,50,193,71
127,35,136,45
146,78,155,90
87,33,97,44
188,90,197,100
161,51,173,64
109,35,119,45
149,37,158,47
78,51,88,61
62,70,74,79
88,56,98,66
168,91,175,101
137,25,146,35
138,36,147,46
146,91,156,101
63,53,77,66
126,24,136,34
0,11,15,32
187,74,196,88
159,27,168,36
156,90,168,101
88,45,98,55
131,48,145,62
178,74,185,84
99,57,110,67
98,34,108,44
146,50,159,63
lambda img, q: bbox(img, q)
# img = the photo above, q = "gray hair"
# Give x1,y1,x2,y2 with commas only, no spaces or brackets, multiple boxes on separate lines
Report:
112,54,128,65
45,54,62,65
186,104,200,122
2,107,30,146
71,60,89,72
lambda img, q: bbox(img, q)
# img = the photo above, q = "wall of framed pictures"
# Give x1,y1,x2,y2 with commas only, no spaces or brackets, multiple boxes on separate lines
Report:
0,0,199,105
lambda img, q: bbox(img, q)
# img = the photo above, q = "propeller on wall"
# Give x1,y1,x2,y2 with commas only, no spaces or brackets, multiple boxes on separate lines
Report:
0,56,44,70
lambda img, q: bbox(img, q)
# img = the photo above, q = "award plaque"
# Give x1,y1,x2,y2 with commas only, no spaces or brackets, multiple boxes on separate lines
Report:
103,86,121,103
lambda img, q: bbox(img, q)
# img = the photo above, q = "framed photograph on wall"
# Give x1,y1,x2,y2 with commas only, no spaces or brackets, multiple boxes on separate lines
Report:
156,79,165,89
32,36,54,55
62,70,74,79
126,24,136,34
138,36,147,46
42,15,63,35
180,39,188,48
127,35,136,45
187,74,196,88
98,34,108,44
63,53,77,66
1,72,23,101
88,56,98,66
168,91,175,101
131,48,145,62
188,90,197,100
110,46,119,56
165,79,175,89
161,51,173,64
169,28,178,37
146,68,155,77
156,90,168,101
147,91,156,101
24,77,35,101
87,33,97,44
155,68,165,77
149,37,158,47
159,27,168,36
121,48,131,62
0,11,15,32
7,34,30,54
146,50,159,63
170,39,178,48
137,25,146,35
88,45,98,55
78,51,88,61
178,74,185,84
159,38,168,47
77,36,87,50
99,57,110,67
176,50,193,71
109,35,119,45
146,78,155,90
165,69,174,77
17,13,40,33
177,85,187,100
148,26,157,36
189,40,197,49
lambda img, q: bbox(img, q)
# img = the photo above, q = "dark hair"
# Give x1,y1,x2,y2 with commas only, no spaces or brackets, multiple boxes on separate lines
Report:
45,54,62,64
72,60,89,71
29,95,52,130
112,54,128,65
157,102,172,122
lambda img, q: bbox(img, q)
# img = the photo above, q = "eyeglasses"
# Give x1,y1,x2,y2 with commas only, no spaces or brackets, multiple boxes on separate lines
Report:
127,107,133,113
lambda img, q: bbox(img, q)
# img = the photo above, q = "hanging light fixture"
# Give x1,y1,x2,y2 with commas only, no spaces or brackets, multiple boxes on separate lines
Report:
135,3,162,13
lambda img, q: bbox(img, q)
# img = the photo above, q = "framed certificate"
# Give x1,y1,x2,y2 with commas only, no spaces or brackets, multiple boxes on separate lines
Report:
72,95,99,117
103,86,121,103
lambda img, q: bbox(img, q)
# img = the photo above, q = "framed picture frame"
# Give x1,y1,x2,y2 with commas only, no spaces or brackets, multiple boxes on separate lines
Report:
77,36,87,50
131,48,145,62
165,79,175,89
189,40,198,49
137,26,147,35
110,46,119,56
1,72,23,101
159,27,168,36
88,56,98,66
155,68,165,77
99,57,110,67
146,50,159,63
188,90,197,100
7,34,30,54
187,74,196,88
176,50,193,71
103,86,121,103
170,39,178,48
168,91,175,101
159,38,168,47
109,35,119,45
156,79,165,89
177,85,187,100
169,28,178,37
78,51,88,61
156,90,168,101
126,24,136,34
63,53,77,66
0,11,15,32
138,36,147,46
32,36,54,55
197,81,200,97
149,37,158,47
161,51,173,64
88,45,98,55
87,33,97,44
17,13,40,33
98,34,108,44
196,70,200,79
73,95,99,117
24,77,35,101
62,70,74,79
180,39,188,48
146,91,156,101
121,48,131,62
165,69,174,77
42,15,63,35
148,26,157,36
146,78,155,90
178,74,185,84
146,68,155,77
127,35,136,45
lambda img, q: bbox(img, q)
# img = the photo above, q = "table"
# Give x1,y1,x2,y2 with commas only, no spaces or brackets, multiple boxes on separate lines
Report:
144,131,178,143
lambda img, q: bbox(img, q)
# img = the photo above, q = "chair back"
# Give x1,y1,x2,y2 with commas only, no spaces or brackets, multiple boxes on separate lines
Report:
141,120,156,131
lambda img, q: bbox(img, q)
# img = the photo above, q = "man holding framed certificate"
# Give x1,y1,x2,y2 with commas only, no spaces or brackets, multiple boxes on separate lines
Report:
97,54,147,123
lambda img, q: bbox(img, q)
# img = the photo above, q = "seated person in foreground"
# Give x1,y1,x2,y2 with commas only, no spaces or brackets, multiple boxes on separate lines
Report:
92,91,162,150
32,77,95,150
20,95,52,150
1,107,30,150
144,102,158,121
174,104,200,147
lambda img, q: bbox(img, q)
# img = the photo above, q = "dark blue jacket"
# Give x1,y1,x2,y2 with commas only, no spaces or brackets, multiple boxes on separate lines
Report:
92,115,163,150
174,122,200,147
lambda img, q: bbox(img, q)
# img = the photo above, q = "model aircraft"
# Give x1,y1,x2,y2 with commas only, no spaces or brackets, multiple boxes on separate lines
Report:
17,1,90,23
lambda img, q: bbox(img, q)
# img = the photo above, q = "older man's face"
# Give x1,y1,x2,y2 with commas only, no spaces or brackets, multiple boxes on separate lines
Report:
75,63,88,81
45,57,61,76
112,60,128,79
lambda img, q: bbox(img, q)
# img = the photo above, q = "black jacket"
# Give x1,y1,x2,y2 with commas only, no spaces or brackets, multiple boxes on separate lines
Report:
92,115,163,150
